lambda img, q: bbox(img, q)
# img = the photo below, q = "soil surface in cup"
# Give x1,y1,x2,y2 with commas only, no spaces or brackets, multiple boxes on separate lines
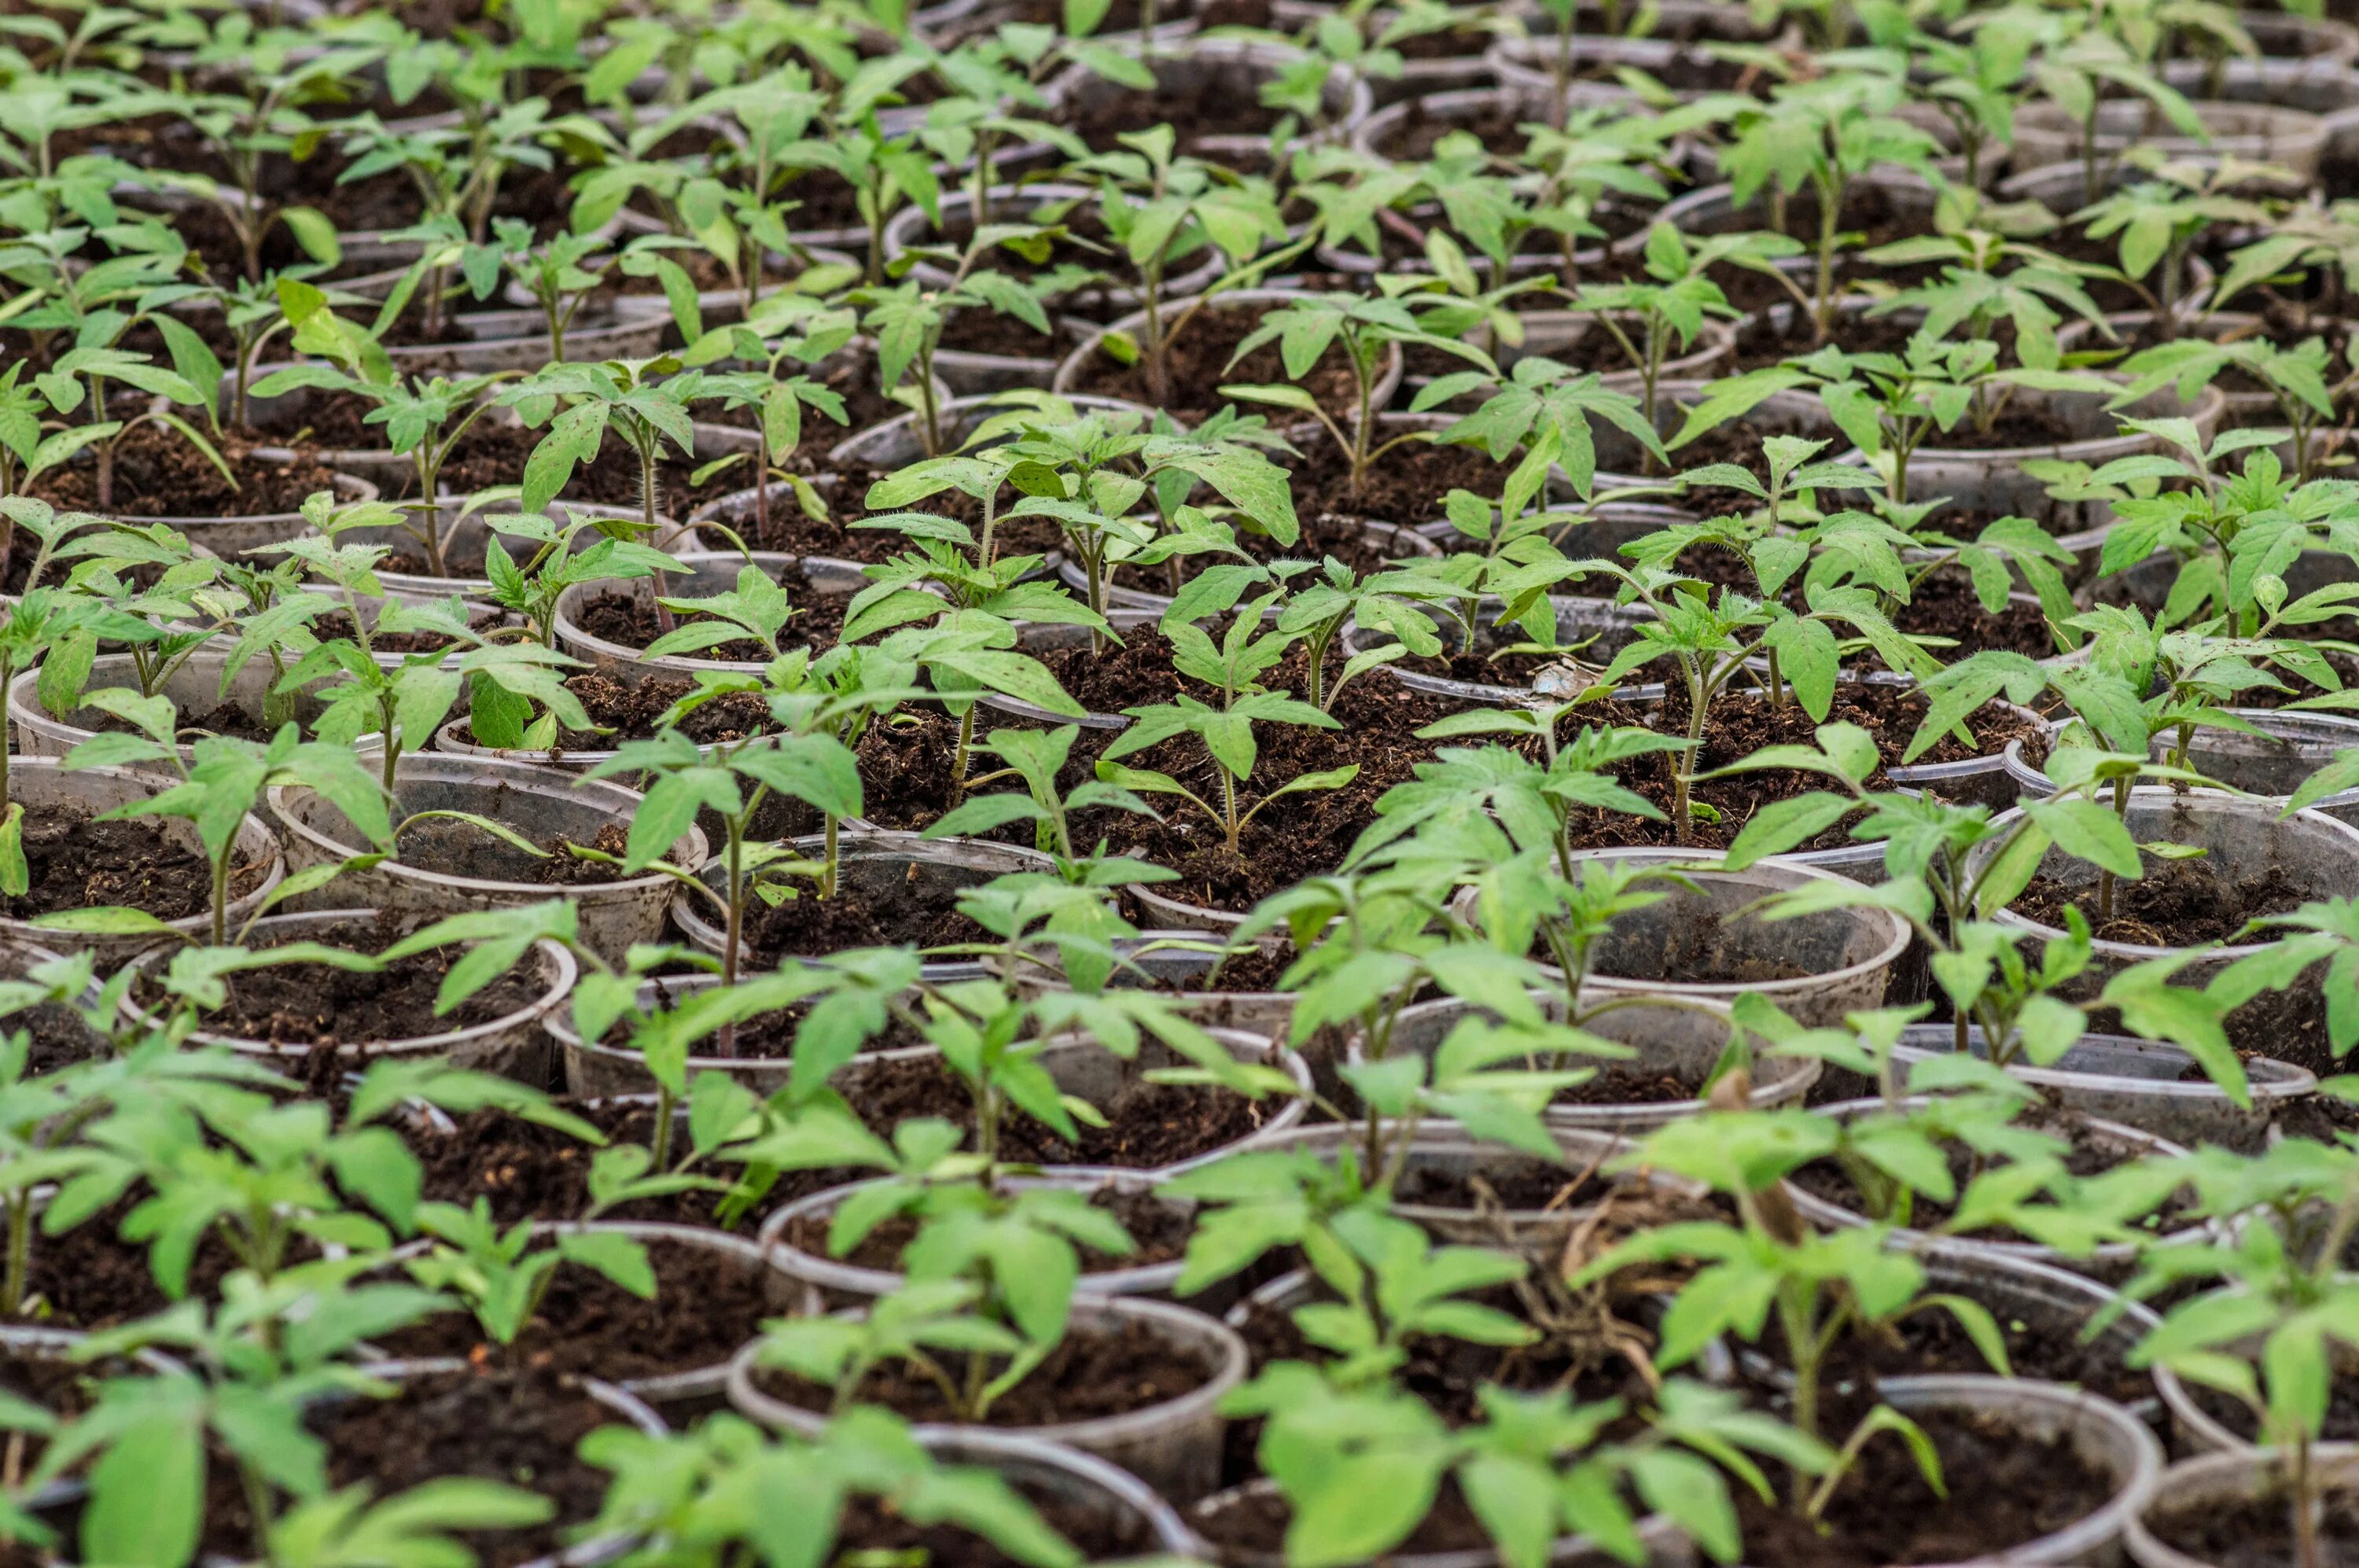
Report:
831,1478,1163,1566
198,1367,623,1568
1400,307,1657,385
587,982,926,1061
785,1183,1193,1273
1509,682,2040,855
377,1237,775,1381
1,804,265,923
27,428,348,518
1725,304,1941,371
384,809,631,889
1551,1063,1713,1106
720,454,1063,560
1277,434,1514,532
1738,182,1937,261
1200,1476,1598,1556
1787,1104,2196,1244
142,915,545,1046
451,672,773,752
1648,550,2065,661
1730,1394,2118,1568
14,1199,319,1331
852,635,1463,907
1076,664,1467,912
1061,68,1287,155
1649,411,1826,507
1386,1160,1630,1216
0,1346,98,1474
2145,1478,2359,1568
753,1312,1214,1425
17,1003,102,1077
1229,1274,1671,1432
1913,399,2088,451
86,697,277,745
1529,901,1813,986
1106,505,1414,594
732,867,986,959
838,1050,1274,1169
1067,305,1367,426
569,587,847,662
306,606,513,653
1757,1298,2153,1408
939,306,1084,356
413,1099,841,1228
2012,856,2316,946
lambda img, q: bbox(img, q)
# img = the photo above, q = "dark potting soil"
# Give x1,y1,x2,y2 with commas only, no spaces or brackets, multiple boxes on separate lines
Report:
1554,1065,1707,1106
451,671,773,752
830,1483,1158,1567
1528,900,1812,987
1530,681,2038,856
1725,304,2022,374
837,1050,1273,1169
375,1237,775,1382
1760,1297,2153,1407
752,1313,1213,1426
1279,432,1514,532
0,804,266,923
1661,411,1824,510
26,427,350,519
589,977,926,1060
384,805,631,889
201,1367,624,1568
150,916,545,1046
1229,1277,1667,1426
1066,304,1369,427
734,871,985,960
2145,1478,2359,1568
1885,566,2066,662
1106,502,1420,594
1749,183,1938,263
1083,654,1470,913
782,1183,1192,1274
923,208,1146,289
412,1099,837,1229
89,699,274,745
1731,1401,2117,1568
569,588,845,664
937,306,1080,359
1660,548,2067,665
1368,98,1536,163
17,1001,102,1077
1913,399,2087,451
0,1348,91,1479
1202,1477,1609,1557
14,1198,315,1331
951,0,1241,39
2243,647,2359,709
307,606,513,653
1388,1162,1621,1216
1787,1103,2194,1243
1062,71,1285,156
2012,857,2316,948
852,632,1461,890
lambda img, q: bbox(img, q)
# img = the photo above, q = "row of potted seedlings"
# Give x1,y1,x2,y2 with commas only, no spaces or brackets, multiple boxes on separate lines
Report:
12,0,2359,1563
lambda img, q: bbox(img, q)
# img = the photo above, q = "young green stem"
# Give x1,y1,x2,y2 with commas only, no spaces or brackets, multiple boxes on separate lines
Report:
1,1198,28,1319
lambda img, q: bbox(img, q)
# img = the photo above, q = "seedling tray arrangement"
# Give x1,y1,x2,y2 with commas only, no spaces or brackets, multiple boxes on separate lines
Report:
10,0,2359,1564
